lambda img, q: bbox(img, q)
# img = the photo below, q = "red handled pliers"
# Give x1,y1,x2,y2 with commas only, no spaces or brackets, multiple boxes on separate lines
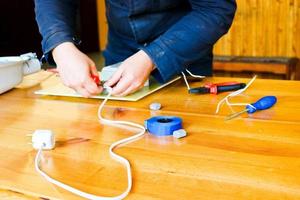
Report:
189,82,246,94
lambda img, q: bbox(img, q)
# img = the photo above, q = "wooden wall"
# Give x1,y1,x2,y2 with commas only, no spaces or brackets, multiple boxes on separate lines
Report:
96,0,300,59
214,0,300,58
96,0,107,51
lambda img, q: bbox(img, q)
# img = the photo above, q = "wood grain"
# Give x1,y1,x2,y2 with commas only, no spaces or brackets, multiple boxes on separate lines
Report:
0,189,38,200
96,0,107,51
214,0,300,58
0,71,300,199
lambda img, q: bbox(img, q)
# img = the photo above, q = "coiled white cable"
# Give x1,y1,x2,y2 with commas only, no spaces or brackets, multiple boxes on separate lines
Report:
215,76,257,114
35,86,146,200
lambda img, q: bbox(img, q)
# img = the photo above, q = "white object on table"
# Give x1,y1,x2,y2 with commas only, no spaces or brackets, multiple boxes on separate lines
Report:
149,102,162,110
173,129,187,139
32,129,55,150
0,52,41,94
100,62,149,86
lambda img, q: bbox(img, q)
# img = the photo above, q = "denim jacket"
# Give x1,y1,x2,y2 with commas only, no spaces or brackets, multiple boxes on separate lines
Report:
35,0,236,83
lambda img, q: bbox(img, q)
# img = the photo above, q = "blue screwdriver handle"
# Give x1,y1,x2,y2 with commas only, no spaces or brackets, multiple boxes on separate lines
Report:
246,96,277,114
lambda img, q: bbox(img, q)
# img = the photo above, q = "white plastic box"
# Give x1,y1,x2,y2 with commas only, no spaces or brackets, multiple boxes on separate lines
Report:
0,53,41,94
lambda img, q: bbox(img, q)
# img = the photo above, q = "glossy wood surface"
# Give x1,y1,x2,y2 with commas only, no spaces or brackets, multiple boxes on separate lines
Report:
1,71,300,199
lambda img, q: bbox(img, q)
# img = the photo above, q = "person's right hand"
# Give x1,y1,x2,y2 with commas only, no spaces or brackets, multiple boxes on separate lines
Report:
52,42,102,97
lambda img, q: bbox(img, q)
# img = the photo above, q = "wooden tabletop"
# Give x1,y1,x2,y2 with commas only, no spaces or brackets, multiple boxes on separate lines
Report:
1,71,300,200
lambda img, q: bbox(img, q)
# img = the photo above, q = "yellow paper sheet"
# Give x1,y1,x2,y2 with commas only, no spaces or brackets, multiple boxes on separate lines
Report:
35,76,180,101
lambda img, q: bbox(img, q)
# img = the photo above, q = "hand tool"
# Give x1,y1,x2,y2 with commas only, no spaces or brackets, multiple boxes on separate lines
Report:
225,96,277,120
189,82,246,94
91,73,101,86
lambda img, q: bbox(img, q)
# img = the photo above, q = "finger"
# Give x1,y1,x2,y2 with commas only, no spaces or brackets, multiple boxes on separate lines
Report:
105,67,123,87
117,86,137,97
112,76,134,95
47,68,59,73
74,86,91,98
83,77,102,94
118,81,145,96
90,65,99,77
88,59,96,68
61,78,76,89
84,82,103,95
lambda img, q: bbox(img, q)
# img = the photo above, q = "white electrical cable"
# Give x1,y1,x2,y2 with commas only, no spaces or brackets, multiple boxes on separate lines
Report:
181,72,191,90
181,69,205,90
215,75,257,114
35,86,146,200
185,69,206,79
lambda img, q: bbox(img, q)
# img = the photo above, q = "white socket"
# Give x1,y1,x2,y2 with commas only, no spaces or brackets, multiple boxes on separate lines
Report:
32,130,55,150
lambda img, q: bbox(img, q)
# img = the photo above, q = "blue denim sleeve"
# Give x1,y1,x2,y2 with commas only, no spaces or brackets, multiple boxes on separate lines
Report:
142,0,237,83
34,0,79,64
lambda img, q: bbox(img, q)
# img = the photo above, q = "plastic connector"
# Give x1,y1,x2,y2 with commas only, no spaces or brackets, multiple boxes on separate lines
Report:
149,102,162,111
32,130,55,150
20,53,41,75
173,129,187,139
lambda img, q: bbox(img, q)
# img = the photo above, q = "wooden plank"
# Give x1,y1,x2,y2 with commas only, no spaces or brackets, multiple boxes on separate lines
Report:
96,0,107,51
1,71,300,199
213,62,287,74
214,0,300,58
0,189,38,200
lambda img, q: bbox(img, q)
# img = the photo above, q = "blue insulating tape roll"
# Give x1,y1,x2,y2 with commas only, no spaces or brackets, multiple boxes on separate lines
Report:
145,116,182,136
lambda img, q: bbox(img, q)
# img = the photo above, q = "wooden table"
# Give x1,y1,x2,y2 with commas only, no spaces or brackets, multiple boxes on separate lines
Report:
1,71,300,200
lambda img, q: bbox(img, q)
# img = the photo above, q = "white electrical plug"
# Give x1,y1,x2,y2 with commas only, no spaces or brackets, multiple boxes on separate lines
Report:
32,130,55,150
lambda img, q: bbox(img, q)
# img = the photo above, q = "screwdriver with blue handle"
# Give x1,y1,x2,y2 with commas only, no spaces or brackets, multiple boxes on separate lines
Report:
225,96,277,120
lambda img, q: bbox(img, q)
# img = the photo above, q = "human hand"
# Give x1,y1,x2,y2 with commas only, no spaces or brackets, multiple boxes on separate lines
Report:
52,42,102,97
105,50,154,96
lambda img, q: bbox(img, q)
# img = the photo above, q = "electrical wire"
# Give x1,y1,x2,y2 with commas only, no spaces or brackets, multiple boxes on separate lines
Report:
215,75,257,114
185,69,206,79
181,72,191,90
35,86,146,200
181,69,205,91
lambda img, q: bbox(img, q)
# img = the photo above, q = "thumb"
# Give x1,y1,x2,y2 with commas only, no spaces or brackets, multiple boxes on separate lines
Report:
90,65,99,77
105,67,123,87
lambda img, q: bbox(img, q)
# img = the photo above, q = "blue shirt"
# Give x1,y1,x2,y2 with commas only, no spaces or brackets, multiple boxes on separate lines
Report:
35,0,236,83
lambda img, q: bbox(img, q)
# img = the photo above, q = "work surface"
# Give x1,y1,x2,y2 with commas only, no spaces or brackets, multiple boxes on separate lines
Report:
1,71,300,200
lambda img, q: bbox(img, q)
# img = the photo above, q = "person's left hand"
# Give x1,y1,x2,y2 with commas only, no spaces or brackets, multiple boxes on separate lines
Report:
105,50,154,96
